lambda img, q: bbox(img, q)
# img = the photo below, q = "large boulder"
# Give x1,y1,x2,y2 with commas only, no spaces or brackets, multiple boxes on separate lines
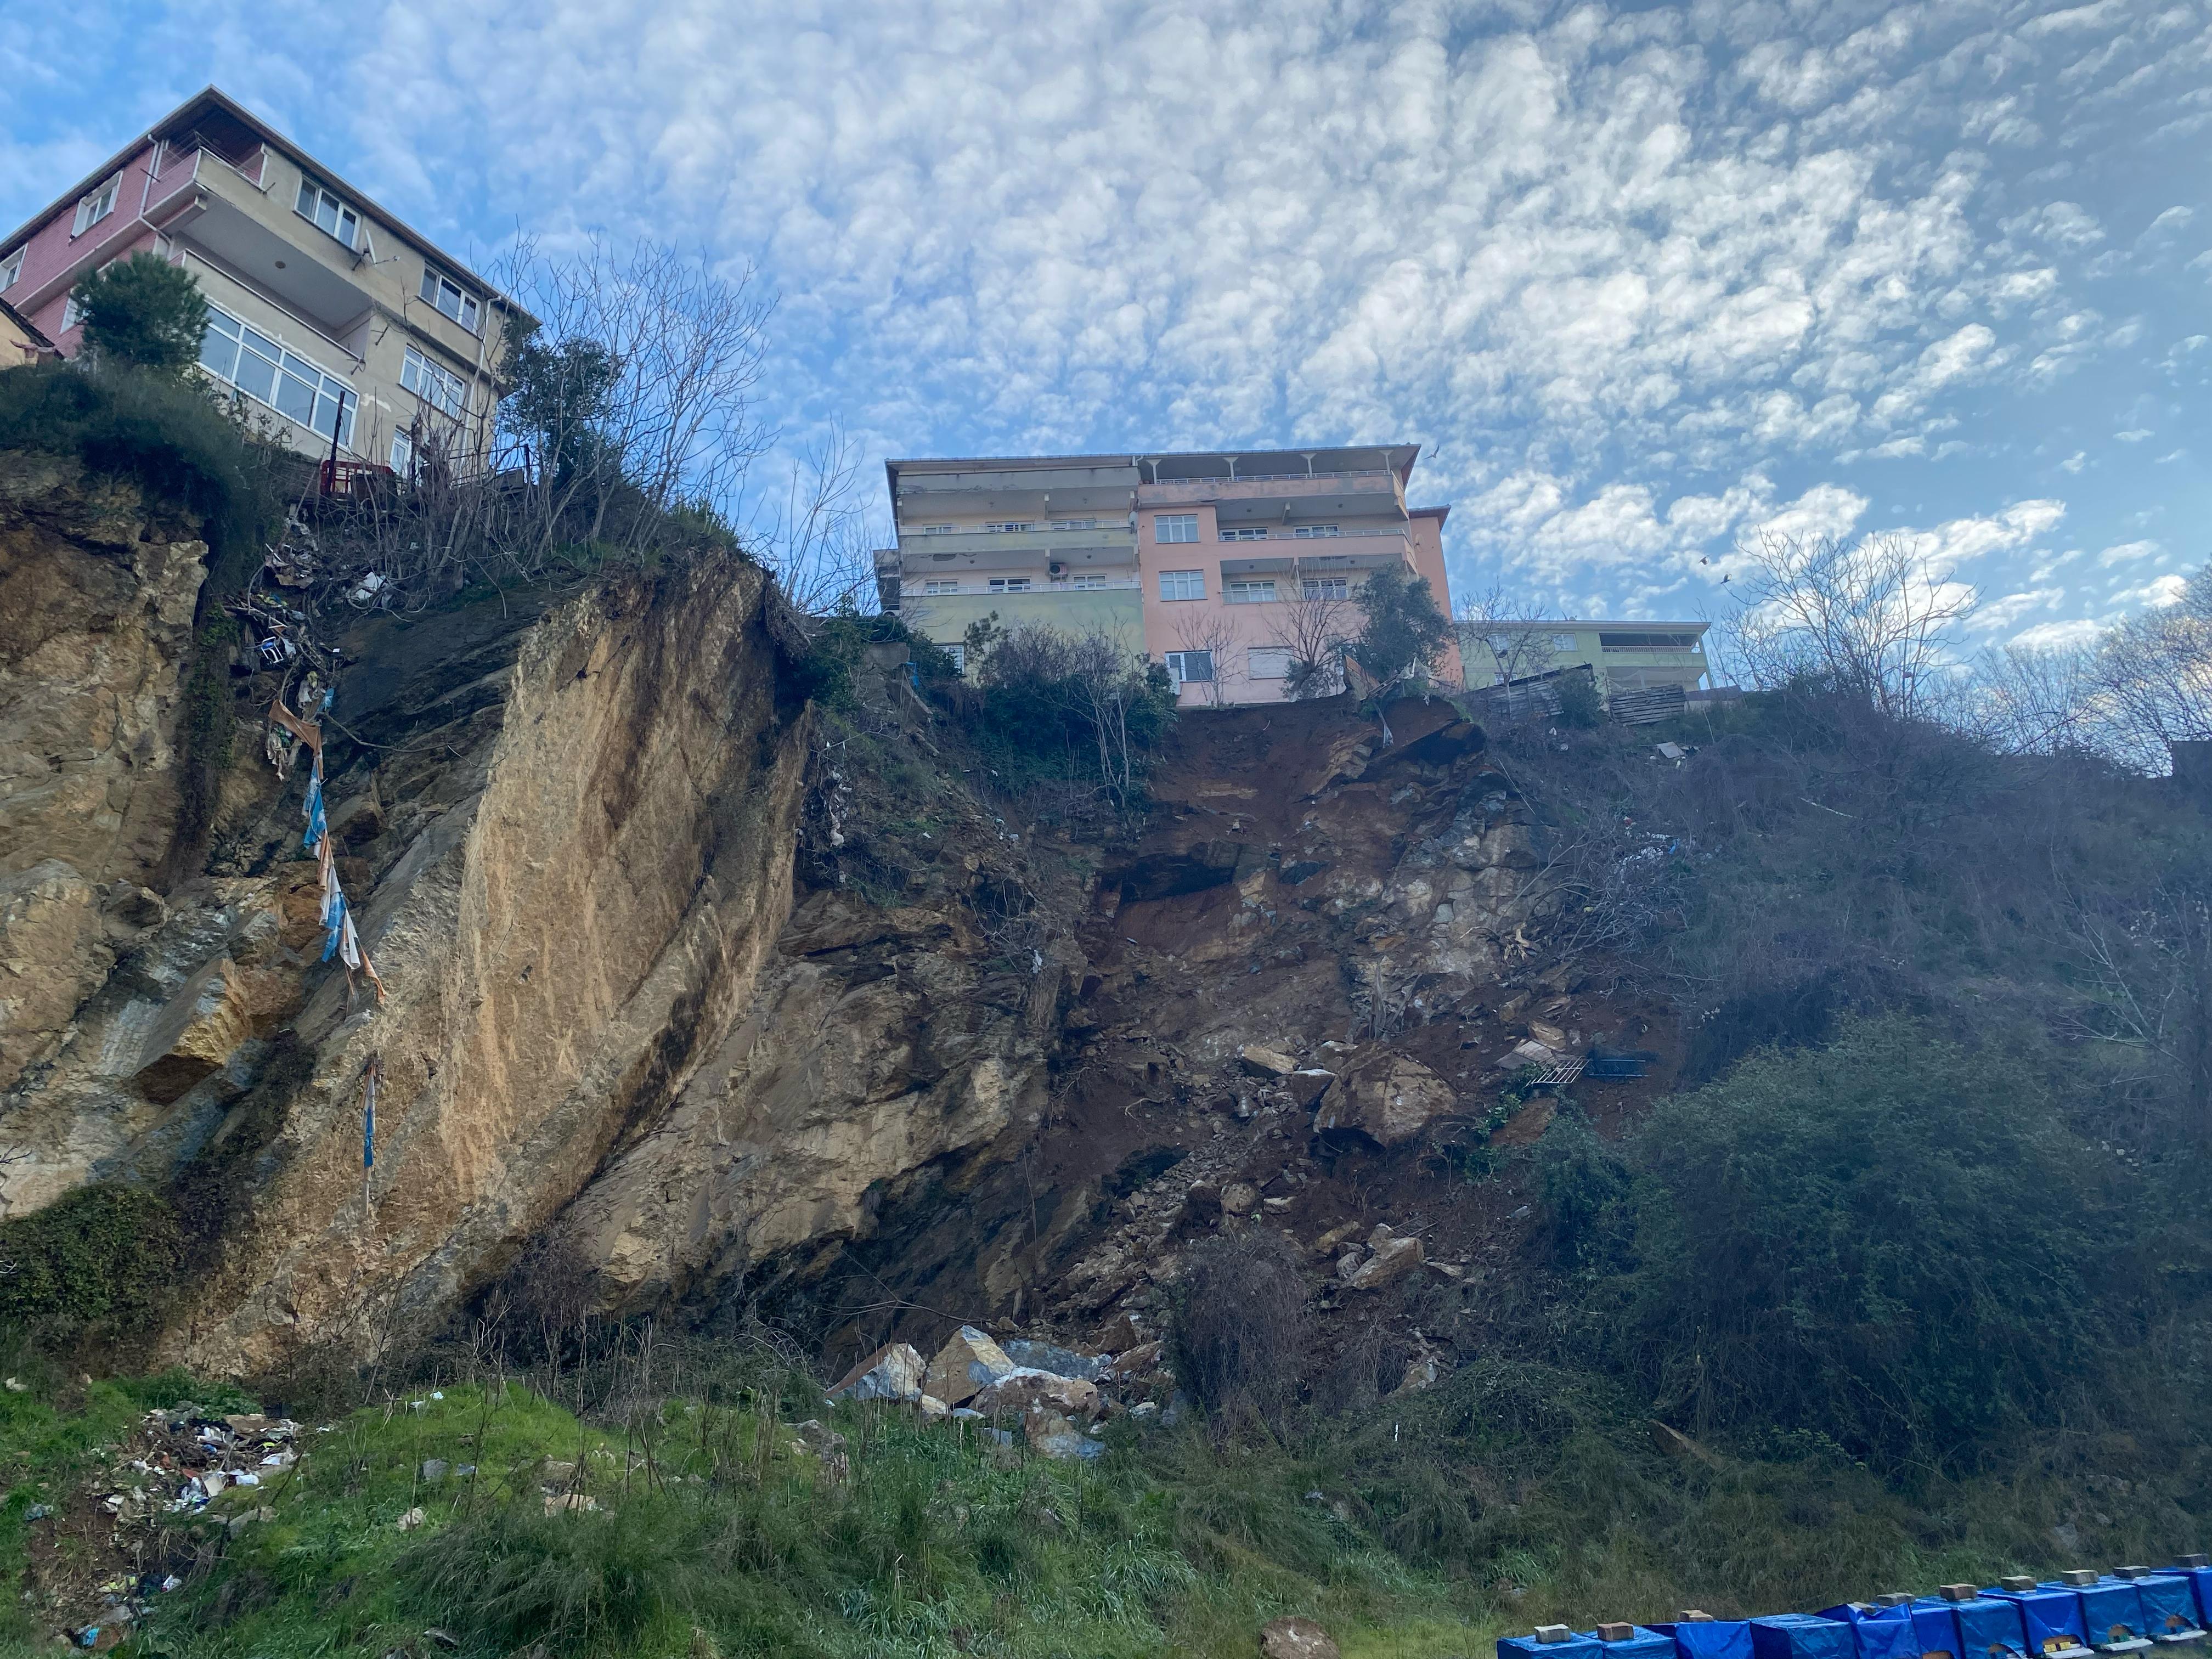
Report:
973,1369,1102,1424
1000,1338,1109,1383
828,1342,924,1403
1262,1617,1342,1658
1283,1068,1336,1108
924,1326,1016,1407
1316,1053,1456,1147
1347,1231,1423,1291
1238,1042,1298,1077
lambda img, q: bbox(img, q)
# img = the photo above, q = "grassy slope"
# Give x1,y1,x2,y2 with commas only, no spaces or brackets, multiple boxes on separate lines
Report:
4,1367,2202,1659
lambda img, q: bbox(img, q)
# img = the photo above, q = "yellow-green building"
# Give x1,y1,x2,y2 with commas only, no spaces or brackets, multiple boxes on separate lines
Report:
1457,620,1711,699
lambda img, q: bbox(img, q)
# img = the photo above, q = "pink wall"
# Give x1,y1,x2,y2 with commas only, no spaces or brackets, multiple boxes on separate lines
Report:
1136,501,1460,706
0,139,165,351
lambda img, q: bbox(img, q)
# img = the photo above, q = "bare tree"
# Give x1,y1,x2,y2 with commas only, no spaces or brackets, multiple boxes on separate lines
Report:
2086,564,2212,773
746,424,883,615
1966,640,2103,756
1728,531,1978,720
1171,607,1239,708
1455,578,1561,687
1269,580,1352,699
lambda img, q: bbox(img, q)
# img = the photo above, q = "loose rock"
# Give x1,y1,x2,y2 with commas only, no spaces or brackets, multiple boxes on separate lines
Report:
924,1326,1015,1406
828,1341,926,1403
1261,1615,1343,1658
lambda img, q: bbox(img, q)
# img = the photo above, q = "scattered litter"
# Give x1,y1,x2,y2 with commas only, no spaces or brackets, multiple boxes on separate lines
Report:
396,1506,426,1531
2,1376,26,1393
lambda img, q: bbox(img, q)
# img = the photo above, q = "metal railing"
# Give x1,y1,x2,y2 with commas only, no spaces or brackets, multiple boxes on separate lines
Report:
901,579,1141,597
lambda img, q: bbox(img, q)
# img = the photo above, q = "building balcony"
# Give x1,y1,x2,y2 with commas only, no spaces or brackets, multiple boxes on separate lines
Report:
1215,532,1417,579
149,146,377,337
894,524,1136,561
1139,469,1406,518
891,461,1140,517
903,577,1140,597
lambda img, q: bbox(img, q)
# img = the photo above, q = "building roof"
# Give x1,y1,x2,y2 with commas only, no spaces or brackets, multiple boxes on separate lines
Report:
0,296,55,353
0,87,522,319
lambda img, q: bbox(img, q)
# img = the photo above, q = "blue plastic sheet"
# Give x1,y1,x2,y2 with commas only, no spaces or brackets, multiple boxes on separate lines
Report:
1988,1585,2092,1656
1955,1598,2033,1659
1583,1629,1676,1659
1500,1636,1605,1659
2169,1573,2212,1633
1751,1613,1854,1659
2078,1580,2150,1647
1654,1622,1756,1659
1821,1604,1921,1659
1916,1600,1968,1659
2135,1578,2203,1641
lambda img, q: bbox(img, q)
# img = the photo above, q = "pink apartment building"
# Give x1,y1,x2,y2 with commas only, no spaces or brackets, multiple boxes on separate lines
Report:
880,444,1460,706
0,88,516,472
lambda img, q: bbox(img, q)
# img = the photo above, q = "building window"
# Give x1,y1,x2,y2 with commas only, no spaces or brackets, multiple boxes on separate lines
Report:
390,428,415,476
294,179,360,250
983,521,1035,533
1598,631,1702,650
917,524,958,534
1059,573,1107,589
198,306,357,447
1224,579,1278,603
1049,517,1102,530
1220,526,1268,541
987,577,1031,592
1551,633,1578,651
1290,524,1341,539
1164,650,1213,684
0,248,21,292
401,345,467,419
419,266,482,333
944,643,967,672
1155,514,1199,544
1158,569,1205,601
1249,646,1291,680
1302,577,1348,601
71,176,120,236
921,579,961,595
61,295,83,332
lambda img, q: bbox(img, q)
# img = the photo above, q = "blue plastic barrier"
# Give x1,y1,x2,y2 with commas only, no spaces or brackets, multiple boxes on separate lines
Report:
2166,1571,2212,1633
1750,1613,1854,1659
2076,1578,2152,1651
1584,1627,1678,1659
1651,1621,1756,1659
1500,1635,1606,1659
1912,1595,2031,1659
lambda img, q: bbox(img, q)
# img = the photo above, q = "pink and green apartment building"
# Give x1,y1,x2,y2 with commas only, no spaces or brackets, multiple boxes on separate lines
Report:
0,88,519,476
875,446,1461,706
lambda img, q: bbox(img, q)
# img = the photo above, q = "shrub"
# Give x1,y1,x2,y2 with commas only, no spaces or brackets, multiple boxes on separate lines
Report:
1349,561,1453,698
1170,1231,1311,1434
70,251,210,375
0,1185,182,1340
1554,668,1603,728
0,360,284,596
1534,1106,1631,1270
1620,1016,2117,1470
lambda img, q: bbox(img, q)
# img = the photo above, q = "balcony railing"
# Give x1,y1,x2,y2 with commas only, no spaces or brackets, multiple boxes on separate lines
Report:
901,579,1141,599
1138,470,1404,507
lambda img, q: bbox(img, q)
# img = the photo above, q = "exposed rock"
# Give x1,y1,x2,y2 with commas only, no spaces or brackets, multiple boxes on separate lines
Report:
924,1326,1015,1407
1526,1019,1568,1048
1222,1181,1260,1216
1238,1042,1298,1077
830,1343,926,1403
1316,1053,1457,1147
1347,1233,1424,1290
1105,1340,1163,1379
1283,1068,1336,1108
973,1369,1102,1423
1000,1338,1109,1383
1262,1616,1344,1658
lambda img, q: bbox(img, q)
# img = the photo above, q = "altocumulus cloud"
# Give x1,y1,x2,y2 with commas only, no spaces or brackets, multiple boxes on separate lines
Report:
4,0,2209,635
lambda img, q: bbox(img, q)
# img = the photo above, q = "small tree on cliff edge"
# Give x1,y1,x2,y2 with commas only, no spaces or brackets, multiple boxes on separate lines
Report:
70,252,210,376
1350,561,1453,744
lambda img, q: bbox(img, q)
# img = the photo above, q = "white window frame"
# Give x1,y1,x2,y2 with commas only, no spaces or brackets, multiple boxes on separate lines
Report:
401,343,467,420
196,304,357,448
1291,523,1341,539
71,176,120,236
944,643,967,672
1060,572,1107,589
917,524,958,534
921,579,961,595
1224,579,1278,604
390,428,416,476
1248,646,1292,680
61,294,83,332
419,265,482,334
1551,633,1578,651
1164,650,1214,685
1048,517,1103,530
1155,514,1199,544
1219,526,1268,541
1302,577,1349,601
986,577,1032,592
294,178,360,250
0,247,22,292
983,521,1035,533
1158,569,1205,601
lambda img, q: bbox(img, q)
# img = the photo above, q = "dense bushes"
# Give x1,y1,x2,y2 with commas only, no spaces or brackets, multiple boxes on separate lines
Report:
0,1185,183,1341
956,618,1177,802
0,359,286,597
1532,1018,2149,1471
1171,1231,1312,1434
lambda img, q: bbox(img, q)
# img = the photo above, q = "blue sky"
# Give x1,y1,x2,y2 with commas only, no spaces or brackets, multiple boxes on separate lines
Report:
4,0,2207,640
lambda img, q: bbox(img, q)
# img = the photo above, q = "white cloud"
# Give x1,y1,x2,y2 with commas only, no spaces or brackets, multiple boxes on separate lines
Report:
2097,539,2163,566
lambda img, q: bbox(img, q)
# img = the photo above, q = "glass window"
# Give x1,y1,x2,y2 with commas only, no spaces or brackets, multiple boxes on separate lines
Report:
921,579,961,594
0,247,22,292
294,179,359,249
419,266,482,332
198,309,241,380
1220,526,1268,541
195,303,354,447
1164,650,1213,684
1048,518,1101,530
1158,569,1204,601
402,345,466,419
983,521,1034,533
273,364,318,425
390,428,415,475
945,643,967,672
1224,579,1278,603
1291,524,1341,538
1063,573,1107,589
1156,514,1199,543
1302,577,1348,601
987,577,1031,592
1551,633,1578,651
72,177,120,235
1249,647,1291,679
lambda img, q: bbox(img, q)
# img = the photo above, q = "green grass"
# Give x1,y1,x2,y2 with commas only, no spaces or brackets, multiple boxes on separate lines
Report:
3,1362,2208,1658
